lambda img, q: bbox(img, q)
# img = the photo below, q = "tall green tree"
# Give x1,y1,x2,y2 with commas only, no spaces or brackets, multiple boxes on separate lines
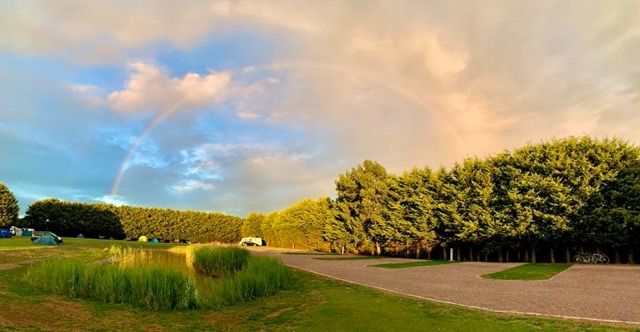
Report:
0,182,19,227
578,158,640,263
334,160,392,255
389,168,438,258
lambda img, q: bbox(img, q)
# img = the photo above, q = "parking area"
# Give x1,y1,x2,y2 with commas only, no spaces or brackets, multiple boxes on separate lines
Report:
266,252,640,324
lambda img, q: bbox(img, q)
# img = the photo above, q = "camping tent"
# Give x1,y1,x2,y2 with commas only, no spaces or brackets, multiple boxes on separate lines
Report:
33,235,59,245
138,236,148,242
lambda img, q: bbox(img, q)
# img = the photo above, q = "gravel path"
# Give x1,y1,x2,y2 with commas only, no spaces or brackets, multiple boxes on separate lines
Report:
259,251,640,325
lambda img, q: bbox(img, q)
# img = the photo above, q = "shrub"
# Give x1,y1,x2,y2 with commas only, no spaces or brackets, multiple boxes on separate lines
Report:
192,246,249,278
202,256,290,308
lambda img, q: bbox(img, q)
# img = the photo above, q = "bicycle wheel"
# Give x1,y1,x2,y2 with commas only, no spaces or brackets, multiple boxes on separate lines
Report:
574,255,582,264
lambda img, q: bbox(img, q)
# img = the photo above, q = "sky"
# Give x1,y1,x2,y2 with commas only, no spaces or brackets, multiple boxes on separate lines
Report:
0,1,638,216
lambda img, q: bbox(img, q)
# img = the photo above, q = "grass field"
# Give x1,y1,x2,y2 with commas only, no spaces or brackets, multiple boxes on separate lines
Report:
483,263,573,280
370,260,455,269
0,237,630,331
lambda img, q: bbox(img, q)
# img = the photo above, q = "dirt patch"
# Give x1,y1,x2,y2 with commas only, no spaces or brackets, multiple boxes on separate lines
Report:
267,307,294,319
0,263,19,270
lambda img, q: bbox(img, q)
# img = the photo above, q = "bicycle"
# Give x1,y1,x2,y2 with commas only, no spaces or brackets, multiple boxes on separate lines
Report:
573,251,609,264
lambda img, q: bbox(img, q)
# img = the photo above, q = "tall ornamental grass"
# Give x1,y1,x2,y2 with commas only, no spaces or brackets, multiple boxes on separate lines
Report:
192,246,249,278
24,246,290,310
24,258,197,310
201,256,290,308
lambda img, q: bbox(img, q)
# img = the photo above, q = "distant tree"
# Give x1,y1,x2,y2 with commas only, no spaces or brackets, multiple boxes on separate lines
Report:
242,213,265,238
0,182,19,227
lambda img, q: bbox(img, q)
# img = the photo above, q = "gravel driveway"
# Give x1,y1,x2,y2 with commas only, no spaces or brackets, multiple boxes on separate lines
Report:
258,251,640,325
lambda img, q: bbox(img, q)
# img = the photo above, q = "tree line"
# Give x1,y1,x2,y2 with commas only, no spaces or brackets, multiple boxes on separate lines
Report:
3,136,639,263
243,137,640,263
18,199,243,243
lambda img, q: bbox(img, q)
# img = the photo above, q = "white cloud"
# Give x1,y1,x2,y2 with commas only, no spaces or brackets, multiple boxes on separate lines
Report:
236,111,260,120
213,0,640,170
172,180,215,193
0,1,217,62
107,62,232,113
96,195,128,206
69,84,104,108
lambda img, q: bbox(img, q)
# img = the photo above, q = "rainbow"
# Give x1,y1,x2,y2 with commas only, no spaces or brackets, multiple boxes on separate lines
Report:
106,61,464,201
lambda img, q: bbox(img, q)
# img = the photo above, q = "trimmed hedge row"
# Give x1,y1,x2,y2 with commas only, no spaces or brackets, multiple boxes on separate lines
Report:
20,199,243,243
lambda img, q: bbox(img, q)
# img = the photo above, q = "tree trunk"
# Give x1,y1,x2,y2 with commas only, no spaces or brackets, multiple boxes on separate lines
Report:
505,249,510,263
531,247,537,263
416,247,421,259
524,249,529,262
341,245,345,255
457,247,461,261
469,247,473,261
484,252,488,262
476,251,481,262
498,250,504,263
427,249,432,260
375,242,381,256
550,247,555,264
596,245,601,254
565,247,571,263
615,249,621,264
517,249,521,262
442,246,448,261
628,248,635,264
292,244,295,250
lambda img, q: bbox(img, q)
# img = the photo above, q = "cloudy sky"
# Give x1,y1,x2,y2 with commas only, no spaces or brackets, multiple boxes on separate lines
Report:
0,1,638,216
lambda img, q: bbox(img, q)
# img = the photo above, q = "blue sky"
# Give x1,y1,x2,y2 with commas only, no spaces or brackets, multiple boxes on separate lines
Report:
1,1,639,216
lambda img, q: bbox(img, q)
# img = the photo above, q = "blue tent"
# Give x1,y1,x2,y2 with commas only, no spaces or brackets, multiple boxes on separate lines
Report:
33,235,59,245
0,229,11,238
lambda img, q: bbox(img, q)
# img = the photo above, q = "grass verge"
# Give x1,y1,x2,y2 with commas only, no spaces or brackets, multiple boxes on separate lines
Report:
371,260,454,269
482,263,572,280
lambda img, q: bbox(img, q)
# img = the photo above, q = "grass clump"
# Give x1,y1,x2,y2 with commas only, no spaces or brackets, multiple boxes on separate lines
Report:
24,258,197,310
202,256,290,308
371,260,454,269
193,246,249,277
483,263,572,280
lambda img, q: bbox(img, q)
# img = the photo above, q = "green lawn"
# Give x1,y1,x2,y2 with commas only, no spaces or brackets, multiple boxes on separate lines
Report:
0,238,628,331
314,255,382,261
483,263,572,280
371,260,454,269
0,236,45,250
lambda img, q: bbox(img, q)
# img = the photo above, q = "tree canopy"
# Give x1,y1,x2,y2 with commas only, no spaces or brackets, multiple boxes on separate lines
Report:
0,182,19,227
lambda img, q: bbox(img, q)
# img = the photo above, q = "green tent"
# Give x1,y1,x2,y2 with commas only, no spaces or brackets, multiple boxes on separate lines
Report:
33,235,59,245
